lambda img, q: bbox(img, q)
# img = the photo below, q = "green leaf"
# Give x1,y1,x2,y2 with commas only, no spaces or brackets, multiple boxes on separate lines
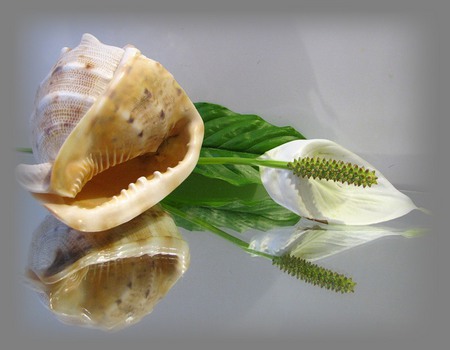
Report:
162,102,304,233
164,200,299,233
162,173,299,232
194,102,305,185
195,102,305,153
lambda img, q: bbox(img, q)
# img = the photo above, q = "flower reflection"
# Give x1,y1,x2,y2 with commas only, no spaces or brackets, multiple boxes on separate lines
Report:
25,206,189,331
249,218,425,262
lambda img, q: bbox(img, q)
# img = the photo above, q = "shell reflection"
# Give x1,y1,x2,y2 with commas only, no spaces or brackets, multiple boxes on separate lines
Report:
26,205,189,331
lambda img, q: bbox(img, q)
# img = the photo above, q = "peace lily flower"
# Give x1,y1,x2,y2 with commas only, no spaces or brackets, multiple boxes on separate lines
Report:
259,139,419,225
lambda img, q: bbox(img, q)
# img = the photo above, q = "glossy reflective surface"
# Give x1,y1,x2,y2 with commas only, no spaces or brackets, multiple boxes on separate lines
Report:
12,12,437,341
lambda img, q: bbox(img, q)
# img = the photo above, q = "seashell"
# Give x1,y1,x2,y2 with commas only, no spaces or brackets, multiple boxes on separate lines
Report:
16,33,204,232
25,205,190,331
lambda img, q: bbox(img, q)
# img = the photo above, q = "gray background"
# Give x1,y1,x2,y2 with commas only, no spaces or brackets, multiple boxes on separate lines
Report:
1,1,448,350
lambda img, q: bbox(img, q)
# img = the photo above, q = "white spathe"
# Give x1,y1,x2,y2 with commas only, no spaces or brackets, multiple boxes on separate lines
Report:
259,139,418,225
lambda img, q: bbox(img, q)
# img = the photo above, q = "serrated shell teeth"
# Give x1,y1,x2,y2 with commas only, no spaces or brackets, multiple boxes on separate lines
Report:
137,176,147,185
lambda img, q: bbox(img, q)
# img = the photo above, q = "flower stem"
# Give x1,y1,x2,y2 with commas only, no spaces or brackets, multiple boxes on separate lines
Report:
197,156,289,169
15,147,33,153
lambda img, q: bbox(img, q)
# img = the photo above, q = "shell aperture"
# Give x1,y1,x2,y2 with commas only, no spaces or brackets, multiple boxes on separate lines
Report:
26,206,190,331
16,33,204,232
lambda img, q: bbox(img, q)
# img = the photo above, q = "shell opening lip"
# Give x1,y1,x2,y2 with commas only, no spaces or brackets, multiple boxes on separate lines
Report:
31,117,203,232
65,119,194,202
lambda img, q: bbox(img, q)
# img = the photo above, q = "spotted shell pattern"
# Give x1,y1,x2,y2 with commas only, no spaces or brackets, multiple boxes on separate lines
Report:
31,34,125,163
26,206,190,331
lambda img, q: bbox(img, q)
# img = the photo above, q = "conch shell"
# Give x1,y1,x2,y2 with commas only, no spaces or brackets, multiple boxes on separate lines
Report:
16,33,204,231
26,205,190,331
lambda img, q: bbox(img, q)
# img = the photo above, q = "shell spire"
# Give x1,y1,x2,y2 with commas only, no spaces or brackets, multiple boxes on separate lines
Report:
31,33,125,163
